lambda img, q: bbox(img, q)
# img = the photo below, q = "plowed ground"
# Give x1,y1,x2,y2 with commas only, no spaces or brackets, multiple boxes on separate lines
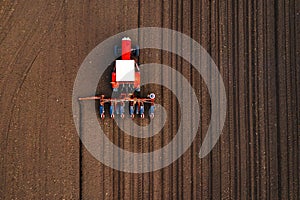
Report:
0,0,299,199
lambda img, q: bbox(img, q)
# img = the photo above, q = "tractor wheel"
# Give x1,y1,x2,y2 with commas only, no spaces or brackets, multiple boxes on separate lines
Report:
114,45,120,57
133,45,139,57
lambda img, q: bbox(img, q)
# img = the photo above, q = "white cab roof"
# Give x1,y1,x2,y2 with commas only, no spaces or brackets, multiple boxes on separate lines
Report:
116,60,135,81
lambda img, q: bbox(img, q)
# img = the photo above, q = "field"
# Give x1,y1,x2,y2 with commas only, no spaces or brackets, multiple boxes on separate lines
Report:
0,0,299,199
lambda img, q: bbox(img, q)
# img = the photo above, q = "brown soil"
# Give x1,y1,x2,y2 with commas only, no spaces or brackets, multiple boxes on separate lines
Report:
0,0,299,199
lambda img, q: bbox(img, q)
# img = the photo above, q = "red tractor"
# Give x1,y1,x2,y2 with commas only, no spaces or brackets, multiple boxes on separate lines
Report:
79,37,155,119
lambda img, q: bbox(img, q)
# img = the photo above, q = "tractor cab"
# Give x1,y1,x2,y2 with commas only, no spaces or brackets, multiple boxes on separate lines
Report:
111,37,140,94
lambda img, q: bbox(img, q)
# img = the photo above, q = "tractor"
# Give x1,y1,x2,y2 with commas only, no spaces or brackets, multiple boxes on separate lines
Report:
79,37,155,119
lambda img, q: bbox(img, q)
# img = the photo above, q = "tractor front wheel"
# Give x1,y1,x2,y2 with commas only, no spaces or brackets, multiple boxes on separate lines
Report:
114,45,120,57
133,45,139,57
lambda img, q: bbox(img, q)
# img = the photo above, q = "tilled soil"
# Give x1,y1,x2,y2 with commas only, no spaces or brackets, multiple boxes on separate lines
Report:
0,0,299,199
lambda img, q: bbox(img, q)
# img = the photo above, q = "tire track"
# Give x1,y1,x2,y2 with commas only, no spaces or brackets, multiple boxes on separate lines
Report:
1,0,64,137
1,2,64,197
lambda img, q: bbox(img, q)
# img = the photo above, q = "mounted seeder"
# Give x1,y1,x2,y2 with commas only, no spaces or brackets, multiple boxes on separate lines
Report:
79,37,155,119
